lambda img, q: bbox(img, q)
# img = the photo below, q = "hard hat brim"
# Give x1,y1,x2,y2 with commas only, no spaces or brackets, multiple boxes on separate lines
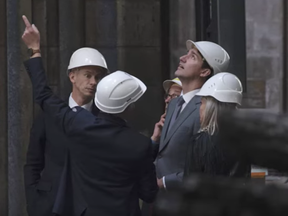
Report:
186,40,213,71
131,75,147,96
67,65,108,76
162,80,182,93
196,91,242,106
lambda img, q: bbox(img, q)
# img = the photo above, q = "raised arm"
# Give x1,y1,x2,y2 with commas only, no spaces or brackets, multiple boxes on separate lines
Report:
21,15,94,135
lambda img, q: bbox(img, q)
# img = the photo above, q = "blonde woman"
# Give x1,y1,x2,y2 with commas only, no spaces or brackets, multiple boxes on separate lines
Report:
184,72,250,177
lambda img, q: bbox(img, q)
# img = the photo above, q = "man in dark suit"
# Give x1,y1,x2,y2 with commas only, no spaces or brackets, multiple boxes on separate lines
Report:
22,16,158,216
151,40,230,190
23,34,108,216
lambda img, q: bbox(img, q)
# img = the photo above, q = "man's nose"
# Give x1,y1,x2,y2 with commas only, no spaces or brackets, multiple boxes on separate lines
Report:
179,54,186,62
90,78,97,86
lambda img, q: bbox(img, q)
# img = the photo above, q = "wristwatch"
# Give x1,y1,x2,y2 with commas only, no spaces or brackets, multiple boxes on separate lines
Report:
28,48,41,57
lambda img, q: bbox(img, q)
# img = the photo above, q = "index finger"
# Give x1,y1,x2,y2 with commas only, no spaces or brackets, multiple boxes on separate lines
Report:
22,15,31,27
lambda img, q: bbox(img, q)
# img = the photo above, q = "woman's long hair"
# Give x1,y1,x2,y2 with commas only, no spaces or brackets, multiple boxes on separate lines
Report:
200,96,237,135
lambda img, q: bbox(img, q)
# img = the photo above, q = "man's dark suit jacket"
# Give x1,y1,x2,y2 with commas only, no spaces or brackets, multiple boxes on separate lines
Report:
24,99,99,216
24,57,158,216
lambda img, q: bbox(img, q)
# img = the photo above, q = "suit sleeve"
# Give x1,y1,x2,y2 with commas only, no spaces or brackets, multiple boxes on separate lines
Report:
24,57,94,136
150,139,159,161
164,114,201,189
24,111,45,187
138,143,159,203
23,111,46,213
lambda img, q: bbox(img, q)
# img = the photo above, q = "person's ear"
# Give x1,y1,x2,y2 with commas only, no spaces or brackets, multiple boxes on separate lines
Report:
200,68,211,78
69,70,76,84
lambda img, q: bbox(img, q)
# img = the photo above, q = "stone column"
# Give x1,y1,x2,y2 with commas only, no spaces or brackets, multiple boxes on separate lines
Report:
85,0,118,72
116,0,163,135
0,0,8,215
7,0,33,215
243,0,284,111
284,0,288,112
59,0,85,99
169,0,196,78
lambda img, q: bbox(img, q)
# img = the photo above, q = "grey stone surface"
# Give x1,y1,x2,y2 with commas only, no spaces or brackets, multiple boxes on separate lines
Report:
96,47,118,72
32,0,48,46
117,47,162,86
47,47,60,86
85,0,117,47
246,80,266,99
116,0,160,47
59,0,85,99
169,0,196,78
46,0,59,47
116,0,163,135
7,0,33,215
0,0,8,213
244,0,284,111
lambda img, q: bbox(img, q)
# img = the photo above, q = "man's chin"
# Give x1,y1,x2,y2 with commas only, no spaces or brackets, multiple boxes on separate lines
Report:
175,69,182,77
83,92,95,99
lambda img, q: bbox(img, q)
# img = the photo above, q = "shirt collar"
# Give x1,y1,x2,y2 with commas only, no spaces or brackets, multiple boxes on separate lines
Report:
182,89,200,104
69,94,93,112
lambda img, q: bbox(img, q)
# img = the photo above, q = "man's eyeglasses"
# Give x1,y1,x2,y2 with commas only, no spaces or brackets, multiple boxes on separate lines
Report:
164,93,180,100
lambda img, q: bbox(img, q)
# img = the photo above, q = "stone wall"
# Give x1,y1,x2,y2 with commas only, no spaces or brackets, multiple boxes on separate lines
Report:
243,0,284,111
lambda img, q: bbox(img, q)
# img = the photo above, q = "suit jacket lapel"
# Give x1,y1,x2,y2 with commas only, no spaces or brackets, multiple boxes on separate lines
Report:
160,96,201,152
160,99,177,143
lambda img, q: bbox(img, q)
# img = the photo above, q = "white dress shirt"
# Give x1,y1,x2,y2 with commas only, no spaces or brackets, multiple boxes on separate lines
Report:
69,94,93,112
180,89,200,112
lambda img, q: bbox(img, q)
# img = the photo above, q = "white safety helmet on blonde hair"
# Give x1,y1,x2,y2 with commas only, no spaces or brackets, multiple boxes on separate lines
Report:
196,72,243,105
95,71,147,114
186,40,230,74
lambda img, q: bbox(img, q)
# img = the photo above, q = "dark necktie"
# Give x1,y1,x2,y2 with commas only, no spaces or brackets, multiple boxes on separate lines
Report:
168,96,185,132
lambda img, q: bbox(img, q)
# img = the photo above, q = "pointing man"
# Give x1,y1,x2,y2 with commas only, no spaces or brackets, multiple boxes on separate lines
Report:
22,15,158,216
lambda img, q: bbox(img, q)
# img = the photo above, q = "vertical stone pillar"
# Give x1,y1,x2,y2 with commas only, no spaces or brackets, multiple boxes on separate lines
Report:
116,0,163,134
169,0,196,78
284,0,288,112
244,0,284,111
7,0,32,215
85,0,118,72
59,0,85,99
0,0,8,215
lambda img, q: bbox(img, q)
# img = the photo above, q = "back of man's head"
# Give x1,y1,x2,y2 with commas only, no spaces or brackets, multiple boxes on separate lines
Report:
94,71,147,114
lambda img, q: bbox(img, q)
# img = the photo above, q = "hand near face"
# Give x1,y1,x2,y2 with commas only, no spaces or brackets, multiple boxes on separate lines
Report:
151,113,166,142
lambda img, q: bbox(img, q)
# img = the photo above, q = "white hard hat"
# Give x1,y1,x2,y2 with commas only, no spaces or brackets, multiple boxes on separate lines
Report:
67,47,108,75
186,40,230,74
196,72,243,105
163,77,182,92
95,71,147,114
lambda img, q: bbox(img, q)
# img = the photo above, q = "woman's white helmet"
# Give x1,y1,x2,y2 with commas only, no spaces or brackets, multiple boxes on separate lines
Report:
67,47,108,75
186,40,230,74
196,72,243,105
95,71,147,114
